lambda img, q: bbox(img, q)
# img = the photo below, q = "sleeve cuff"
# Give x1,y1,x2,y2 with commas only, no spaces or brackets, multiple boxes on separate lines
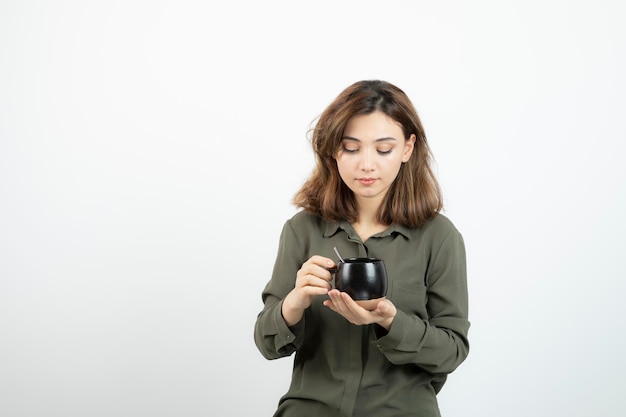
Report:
272,301,304,353
374,310,426,353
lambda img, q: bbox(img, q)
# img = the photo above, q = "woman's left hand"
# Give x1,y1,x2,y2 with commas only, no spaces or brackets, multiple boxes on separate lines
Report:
323,289,397,330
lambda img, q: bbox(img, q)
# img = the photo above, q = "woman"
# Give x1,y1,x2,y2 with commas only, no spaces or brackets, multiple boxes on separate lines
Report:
254,80,469,416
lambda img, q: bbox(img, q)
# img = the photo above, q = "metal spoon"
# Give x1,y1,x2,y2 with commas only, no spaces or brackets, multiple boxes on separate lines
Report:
333,246,345,263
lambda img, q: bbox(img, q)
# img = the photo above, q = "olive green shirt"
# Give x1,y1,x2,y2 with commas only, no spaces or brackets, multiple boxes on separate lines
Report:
254,211,470,417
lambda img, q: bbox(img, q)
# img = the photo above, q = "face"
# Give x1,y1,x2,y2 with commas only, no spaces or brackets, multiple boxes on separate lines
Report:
335,111,415,208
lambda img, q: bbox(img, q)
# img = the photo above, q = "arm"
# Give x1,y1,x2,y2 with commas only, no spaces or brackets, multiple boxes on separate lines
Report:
253,219,334,359
377,229,470,375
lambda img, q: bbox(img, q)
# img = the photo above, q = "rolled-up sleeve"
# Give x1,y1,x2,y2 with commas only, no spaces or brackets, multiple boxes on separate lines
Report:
376,227,470,375
254,220,307,359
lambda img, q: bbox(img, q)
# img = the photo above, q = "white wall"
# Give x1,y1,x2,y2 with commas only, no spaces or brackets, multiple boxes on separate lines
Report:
1,1,624,416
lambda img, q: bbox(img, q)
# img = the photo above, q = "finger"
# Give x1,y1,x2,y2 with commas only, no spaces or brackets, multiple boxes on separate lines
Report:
307,255,336,270
300,263,334,282
325,290,344,310
322,299,337,311
374,299,396,319
340,293,383,322
302,285,331,297
298,274,332,290
340,292,362,310
330,291,356,318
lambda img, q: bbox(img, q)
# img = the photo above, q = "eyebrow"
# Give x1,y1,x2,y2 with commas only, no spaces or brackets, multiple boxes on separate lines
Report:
341,136,398,142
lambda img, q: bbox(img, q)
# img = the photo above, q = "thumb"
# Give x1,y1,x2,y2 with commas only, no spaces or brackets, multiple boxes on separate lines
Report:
377,299,389,315
377,299,395,317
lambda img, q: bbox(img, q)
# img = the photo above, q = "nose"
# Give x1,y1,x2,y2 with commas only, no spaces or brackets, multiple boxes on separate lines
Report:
360,148,375,172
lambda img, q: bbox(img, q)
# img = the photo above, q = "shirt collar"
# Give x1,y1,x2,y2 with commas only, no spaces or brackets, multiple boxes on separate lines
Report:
323,220,413,239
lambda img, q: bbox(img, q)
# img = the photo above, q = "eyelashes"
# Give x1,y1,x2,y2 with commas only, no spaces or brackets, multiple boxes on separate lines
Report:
341,146,393,155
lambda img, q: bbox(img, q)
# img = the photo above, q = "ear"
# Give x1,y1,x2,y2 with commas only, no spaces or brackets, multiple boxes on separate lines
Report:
402,134,416,162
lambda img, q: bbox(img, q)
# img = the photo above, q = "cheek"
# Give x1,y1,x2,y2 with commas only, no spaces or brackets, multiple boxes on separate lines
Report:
384,159,405,179
336,161,349,180
335,155,351,171
335,158,356,184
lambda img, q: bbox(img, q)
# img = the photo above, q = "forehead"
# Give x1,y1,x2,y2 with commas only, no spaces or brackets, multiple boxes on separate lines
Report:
343,111,404,140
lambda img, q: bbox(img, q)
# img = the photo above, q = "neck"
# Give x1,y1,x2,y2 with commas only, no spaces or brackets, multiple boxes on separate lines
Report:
353,197,386,241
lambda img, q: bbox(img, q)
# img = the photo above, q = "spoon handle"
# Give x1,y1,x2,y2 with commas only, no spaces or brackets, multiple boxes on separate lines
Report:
333,246,345,263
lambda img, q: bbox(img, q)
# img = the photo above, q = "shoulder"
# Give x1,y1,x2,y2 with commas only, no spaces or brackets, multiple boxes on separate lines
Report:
278,210,332,253
404,213,463,244
284,210,328,233
424,213,466,254
423,213,460,235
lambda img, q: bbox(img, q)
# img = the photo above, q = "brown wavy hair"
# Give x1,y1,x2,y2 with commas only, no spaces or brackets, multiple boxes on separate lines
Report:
293,80,442,228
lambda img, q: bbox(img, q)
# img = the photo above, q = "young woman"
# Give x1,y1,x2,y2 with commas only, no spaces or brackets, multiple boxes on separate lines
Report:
254,80,470,416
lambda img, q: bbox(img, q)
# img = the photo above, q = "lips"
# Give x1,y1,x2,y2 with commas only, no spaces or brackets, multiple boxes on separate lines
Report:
357,178,377,185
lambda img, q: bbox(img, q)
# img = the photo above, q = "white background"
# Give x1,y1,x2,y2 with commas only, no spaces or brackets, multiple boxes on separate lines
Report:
1,1,625,416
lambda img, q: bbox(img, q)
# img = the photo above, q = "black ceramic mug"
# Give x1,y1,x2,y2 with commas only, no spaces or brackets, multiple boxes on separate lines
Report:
332,257,388,304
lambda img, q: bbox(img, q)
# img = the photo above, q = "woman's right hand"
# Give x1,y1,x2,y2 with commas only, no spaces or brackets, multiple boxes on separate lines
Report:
281,255,335,326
